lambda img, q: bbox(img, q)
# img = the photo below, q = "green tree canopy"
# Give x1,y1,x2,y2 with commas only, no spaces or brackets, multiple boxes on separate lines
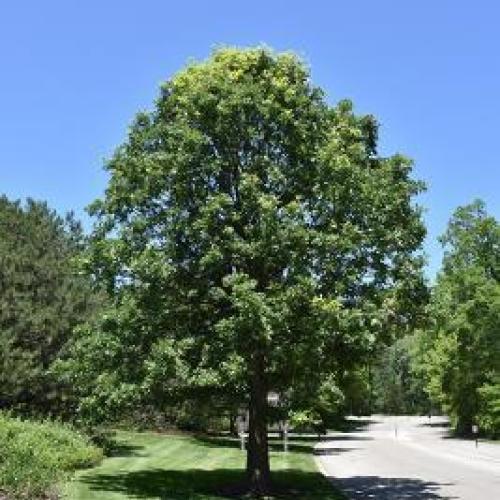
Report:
416,200,500,435
0,196,99,415
61,47,426,494
371,334,431,415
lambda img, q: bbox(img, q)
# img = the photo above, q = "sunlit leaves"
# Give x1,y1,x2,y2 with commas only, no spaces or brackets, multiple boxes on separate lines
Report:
63,47,425,425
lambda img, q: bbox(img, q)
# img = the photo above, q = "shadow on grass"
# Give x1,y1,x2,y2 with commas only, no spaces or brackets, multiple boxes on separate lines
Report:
79,468,341,499
90,430,147,458
193,433,372,458
79,467,453,499
192,435,240,450
106,440,146,458
331,475,456,499
193,435,319,454
272,435,321,443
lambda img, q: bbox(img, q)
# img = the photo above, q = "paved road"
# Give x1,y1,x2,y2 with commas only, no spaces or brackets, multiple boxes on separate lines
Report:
315,415,500,499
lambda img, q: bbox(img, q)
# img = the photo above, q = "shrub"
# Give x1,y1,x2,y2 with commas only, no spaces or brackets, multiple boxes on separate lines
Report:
288,409,324,434
0,413,102,499
478,380,500,438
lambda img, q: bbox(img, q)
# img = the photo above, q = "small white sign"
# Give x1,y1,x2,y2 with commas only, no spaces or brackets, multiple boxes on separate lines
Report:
472,425,479,434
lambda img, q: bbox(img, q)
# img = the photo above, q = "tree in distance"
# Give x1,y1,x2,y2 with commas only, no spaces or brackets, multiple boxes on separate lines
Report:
416,200,499,436
0,196,99,416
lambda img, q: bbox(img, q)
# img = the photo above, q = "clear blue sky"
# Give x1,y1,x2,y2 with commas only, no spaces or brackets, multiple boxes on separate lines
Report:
1,1,499,278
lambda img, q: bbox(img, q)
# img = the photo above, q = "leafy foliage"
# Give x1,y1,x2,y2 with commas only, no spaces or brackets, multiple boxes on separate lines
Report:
0,413,102,499
59,47,426,491
371,334,431,415
0,197,100,416
416,200,500,435
478,378,500,437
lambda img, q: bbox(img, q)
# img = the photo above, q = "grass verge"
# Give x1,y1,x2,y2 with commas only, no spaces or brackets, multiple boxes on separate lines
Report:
64,431,343,499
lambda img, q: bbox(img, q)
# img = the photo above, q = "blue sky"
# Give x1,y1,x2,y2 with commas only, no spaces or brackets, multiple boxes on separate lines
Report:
1,1,499,278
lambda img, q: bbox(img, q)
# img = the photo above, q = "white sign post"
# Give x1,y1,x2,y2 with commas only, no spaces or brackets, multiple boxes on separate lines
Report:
472,424,479,448
237,416,246,451
283,421,289,453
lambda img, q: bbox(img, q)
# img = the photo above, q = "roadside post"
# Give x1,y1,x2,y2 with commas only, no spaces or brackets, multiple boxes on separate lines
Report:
267,391,282,451
472,424,479,448
267,391,280,407
237,415,246,451
283,420,289,453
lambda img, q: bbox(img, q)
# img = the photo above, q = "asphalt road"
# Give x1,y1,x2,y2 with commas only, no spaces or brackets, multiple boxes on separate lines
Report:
315,415,500,499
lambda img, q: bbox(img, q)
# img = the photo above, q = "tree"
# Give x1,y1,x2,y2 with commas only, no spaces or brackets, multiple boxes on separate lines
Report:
61,47,426,494
0,196,99,416
371,334,431,415
417,200,500,435
478,377,500,438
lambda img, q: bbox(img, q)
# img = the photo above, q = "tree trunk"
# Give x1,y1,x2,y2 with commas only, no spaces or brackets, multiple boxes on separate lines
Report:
246,353,271,495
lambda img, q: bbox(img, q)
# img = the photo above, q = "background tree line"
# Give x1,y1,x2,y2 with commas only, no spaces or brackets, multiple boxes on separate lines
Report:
367,200,499,438
2,195,497,437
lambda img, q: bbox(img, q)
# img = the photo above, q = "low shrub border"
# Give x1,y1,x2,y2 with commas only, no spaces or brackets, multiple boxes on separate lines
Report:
0,413,102,499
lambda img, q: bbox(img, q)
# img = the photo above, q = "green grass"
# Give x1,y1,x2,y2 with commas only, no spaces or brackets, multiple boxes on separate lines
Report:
64,431,343,499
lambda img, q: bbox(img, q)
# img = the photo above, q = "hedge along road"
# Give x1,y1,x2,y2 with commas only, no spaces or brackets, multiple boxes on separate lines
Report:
315,415,500,500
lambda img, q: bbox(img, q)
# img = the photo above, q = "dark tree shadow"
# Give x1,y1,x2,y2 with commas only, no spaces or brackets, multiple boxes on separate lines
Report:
324,435,374,442
89,429,146,458
276,435,326,443
79,468,340,499
106,441,146,458
330,475,457,500
418,420,481,441
79,467,456,499
341,418,379,432
313,447,358,456
419,422,451,429
193,434,321,454
193,435,240,450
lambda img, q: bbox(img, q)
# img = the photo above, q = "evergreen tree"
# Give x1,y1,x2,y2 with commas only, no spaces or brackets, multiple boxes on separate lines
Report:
0,196,99,415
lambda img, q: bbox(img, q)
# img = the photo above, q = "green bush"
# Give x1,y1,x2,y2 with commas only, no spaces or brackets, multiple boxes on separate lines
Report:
288,409,324,434
478,380,500,438
0,413,102,499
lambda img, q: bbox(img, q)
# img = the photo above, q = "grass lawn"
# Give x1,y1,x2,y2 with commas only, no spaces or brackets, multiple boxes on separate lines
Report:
64,431,343,499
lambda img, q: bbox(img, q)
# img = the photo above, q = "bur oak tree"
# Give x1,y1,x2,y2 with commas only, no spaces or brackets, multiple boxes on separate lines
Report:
65,48,426,494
